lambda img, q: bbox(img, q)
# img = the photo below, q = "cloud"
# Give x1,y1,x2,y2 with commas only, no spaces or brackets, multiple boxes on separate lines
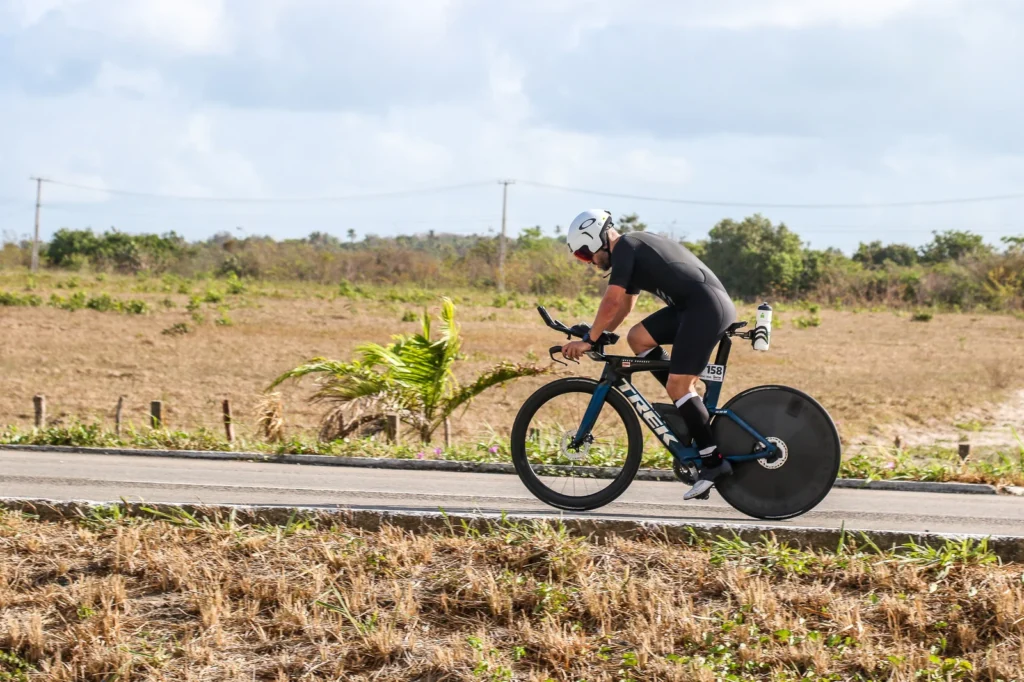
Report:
1,0,1023,253
6,0,230,54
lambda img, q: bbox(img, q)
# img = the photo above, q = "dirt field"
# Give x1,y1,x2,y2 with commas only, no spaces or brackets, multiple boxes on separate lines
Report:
2,272,1024,449
0,509,1020,681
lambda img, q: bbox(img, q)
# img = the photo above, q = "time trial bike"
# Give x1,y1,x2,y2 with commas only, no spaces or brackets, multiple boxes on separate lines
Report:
509,306,841,520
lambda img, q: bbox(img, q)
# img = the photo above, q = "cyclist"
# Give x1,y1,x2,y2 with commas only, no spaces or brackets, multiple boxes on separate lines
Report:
560,209,738,500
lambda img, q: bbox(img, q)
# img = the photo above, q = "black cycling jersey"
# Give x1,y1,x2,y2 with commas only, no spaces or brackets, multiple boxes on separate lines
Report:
607,232,729,308
606,232,737,376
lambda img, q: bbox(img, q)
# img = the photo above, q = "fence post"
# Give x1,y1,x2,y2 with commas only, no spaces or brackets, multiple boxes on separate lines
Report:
150,401,163,429
115,396,124,437
958,442,971,462
385,413,400,444
443,418,452,448
893,434,902,451
33,395,46,429
222,399,235,443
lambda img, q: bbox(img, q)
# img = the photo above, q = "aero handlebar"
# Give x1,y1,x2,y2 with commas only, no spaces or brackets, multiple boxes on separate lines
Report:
538,306,620,365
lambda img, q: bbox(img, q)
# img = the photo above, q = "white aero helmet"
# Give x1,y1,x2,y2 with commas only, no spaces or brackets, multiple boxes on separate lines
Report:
567,209,613,262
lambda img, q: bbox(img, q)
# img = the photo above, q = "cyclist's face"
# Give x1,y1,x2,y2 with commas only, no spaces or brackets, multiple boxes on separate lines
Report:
591,248,611,271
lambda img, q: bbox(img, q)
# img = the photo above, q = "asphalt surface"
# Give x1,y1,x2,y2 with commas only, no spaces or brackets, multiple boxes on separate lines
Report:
2,449,1023,536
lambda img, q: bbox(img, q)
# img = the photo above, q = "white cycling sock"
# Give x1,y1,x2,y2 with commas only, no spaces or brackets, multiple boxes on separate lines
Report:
674,392,700,407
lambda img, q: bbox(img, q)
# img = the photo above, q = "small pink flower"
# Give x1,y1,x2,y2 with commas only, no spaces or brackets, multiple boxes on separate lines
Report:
489,446,499,454
415,451,425,460
434,447,443,455
885,461,896,470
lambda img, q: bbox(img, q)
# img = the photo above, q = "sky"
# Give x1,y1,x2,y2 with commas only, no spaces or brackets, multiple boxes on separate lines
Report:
1,0,1024,254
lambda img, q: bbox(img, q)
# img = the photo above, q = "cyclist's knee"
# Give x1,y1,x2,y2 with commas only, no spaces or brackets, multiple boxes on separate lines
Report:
627,324,655,353
666,373,699,399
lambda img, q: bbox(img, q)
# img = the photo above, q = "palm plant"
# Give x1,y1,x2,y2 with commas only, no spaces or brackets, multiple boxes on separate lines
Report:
267,297,547,443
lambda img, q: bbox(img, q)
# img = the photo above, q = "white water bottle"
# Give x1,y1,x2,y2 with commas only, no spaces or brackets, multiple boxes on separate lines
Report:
752,302,772,351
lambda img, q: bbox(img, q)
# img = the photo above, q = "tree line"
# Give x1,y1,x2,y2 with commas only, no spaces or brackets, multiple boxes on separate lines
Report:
2,214,1022,310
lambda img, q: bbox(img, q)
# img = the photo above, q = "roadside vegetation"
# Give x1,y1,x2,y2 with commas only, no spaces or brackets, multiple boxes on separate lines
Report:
0,507,1020,680
4,214,1024,311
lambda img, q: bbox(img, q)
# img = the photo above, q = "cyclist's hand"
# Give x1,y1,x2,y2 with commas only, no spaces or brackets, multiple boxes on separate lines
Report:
568,323,591,338
561,340,592,361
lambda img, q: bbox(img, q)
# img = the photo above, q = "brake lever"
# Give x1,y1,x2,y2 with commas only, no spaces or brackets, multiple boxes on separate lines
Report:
548,344,578,365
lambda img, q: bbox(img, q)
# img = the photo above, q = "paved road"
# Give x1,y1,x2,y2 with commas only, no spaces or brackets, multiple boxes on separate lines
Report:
2,449,1023,536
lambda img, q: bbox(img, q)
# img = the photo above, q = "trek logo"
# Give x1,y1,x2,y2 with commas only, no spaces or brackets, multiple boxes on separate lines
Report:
617,380,679,448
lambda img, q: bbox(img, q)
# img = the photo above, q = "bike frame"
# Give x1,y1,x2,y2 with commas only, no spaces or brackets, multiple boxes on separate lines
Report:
570,334,778,469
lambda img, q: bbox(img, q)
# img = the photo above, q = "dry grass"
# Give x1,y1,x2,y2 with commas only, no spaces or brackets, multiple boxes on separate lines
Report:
2,273,1024,447
0,509,1021,681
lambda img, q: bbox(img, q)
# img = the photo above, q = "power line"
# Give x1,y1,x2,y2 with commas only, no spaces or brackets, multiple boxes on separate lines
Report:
41,204,501,224
39,178,496,204
33,175,1024,209
517,179,1024,209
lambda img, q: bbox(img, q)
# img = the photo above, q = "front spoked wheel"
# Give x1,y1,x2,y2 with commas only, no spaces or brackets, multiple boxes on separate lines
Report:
713,385,841,520
511,377,644,511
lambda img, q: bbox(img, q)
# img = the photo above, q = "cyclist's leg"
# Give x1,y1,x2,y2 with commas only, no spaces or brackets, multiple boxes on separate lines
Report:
628,306,680,388
663,287,736,497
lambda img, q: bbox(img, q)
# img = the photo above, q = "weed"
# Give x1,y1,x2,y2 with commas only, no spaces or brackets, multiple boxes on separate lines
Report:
162,322,191,336
954,419,985,432
912,310,934,322
225,272,246,295
337,279,367,298
0,291,42,307
793,313,822,328
49,291,86,311
401,310,418,322
0,650,33,682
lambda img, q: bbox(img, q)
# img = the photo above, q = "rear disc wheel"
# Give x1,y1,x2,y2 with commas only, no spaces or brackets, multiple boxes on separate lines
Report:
712,385,840,520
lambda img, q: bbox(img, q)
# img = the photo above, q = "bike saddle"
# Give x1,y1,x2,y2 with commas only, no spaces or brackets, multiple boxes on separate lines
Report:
727,321,748,333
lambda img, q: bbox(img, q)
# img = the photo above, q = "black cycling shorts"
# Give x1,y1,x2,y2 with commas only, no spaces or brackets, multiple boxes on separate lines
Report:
639,284,736,375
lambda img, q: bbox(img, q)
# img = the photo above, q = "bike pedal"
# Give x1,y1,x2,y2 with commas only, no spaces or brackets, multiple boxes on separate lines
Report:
694,489,712,500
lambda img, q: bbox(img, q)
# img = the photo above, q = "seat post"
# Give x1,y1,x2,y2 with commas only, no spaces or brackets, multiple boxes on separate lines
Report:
713,334,732,368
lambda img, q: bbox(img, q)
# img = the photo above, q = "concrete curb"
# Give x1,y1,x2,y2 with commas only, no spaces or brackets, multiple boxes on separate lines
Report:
0,443,1001,495
1,496,1022,563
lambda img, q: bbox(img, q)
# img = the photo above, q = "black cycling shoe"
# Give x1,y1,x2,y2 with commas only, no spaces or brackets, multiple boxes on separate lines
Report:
683,458,733,500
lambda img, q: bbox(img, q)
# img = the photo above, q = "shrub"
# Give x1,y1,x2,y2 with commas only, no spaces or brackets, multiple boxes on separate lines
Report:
0,291,42,307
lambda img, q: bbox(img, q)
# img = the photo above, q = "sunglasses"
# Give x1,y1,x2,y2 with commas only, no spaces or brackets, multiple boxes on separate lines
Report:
573,245,607,263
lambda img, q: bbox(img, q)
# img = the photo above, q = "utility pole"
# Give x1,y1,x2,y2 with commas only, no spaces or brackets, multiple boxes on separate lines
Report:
30,177,44,272
497,179,514,292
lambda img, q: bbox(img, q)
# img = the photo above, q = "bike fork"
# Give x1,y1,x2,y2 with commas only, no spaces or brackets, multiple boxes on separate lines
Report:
570,366,615,449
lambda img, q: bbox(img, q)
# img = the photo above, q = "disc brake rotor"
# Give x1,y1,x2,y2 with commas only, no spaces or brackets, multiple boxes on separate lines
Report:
757,436,789,470
559,429,592,462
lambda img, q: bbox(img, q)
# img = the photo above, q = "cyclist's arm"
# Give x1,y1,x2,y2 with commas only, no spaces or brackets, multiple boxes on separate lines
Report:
587,284,633,341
